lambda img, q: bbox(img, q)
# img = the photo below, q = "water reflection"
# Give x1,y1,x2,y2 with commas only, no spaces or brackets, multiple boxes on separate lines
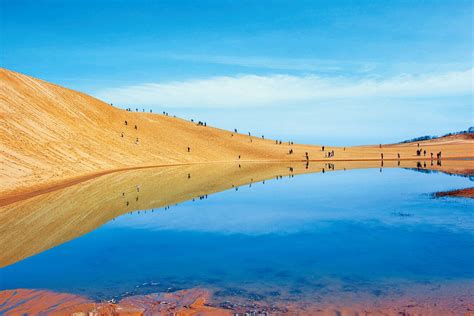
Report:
0,159,472,268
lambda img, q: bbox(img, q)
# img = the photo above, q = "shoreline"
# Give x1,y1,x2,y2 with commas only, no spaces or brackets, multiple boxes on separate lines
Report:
1,284,473,316
2,156,473,208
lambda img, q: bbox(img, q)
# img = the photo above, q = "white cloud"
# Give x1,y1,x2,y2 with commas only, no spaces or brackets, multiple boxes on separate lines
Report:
95,68,473,108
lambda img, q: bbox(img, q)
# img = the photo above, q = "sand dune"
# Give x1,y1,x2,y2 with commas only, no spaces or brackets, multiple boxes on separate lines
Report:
1,68,473,201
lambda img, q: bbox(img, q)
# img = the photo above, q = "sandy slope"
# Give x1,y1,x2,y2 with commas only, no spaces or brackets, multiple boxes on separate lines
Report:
1,68,473,198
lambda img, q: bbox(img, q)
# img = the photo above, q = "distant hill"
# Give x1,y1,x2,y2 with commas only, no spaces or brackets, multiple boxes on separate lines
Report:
399,128,474,144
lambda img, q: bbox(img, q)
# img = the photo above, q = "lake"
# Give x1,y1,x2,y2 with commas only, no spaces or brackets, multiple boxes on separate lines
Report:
1,162,473,312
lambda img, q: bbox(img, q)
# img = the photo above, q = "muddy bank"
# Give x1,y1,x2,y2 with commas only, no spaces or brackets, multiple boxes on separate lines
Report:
435,187,474,199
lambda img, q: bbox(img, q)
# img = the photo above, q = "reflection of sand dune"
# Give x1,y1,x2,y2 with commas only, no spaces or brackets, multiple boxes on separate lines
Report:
1,68,473,202
1,159,472,268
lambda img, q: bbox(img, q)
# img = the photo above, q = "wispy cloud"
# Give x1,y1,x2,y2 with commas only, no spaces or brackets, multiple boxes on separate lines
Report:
160,54,471,74
95,68,473,108
163,54,367,72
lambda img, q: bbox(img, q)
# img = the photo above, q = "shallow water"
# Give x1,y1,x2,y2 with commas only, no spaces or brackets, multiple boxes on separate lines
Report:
1,166,473,306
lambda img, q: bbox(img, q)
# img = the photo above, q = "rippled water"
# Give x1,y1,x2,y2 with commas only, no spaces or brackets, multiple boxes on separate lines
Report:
1,167,473,305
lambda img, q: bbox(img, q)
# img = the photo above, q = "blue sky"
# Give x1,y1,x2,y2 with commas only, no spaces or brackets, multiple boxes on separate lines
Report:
2,0,472,145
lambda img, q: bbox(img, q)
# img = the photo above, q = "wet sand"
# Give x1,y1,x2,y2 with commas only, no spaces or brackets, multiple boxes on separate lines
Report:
0,288,229,316
1,283,473,316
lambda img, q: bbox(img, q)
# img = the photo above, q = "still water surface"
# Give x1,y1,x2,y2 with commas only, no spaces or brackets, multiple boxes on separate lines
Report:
1,167,473,304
